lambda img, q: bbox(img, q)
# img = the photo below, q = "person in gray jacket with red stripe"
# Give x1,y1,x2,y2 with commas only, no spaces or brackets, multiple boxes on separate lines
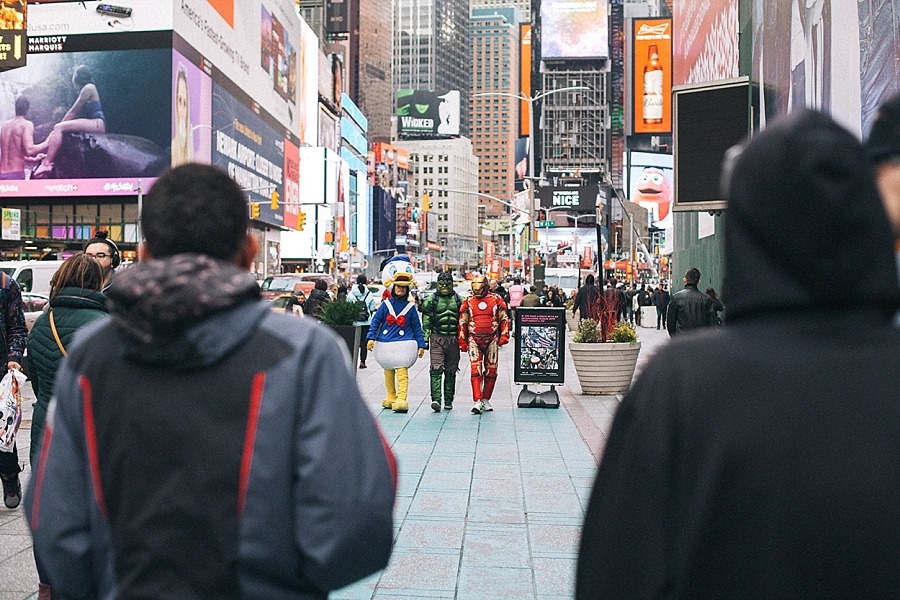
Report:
26,163,396,600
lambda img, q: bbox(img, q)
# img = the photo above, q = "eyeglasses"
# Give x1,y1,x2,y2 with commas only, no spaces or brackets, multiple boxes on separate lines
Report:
87,252,111,260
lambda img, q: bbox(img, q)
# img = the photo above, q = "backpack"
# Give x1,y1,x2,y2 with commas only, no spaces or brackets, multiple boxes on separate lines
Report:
355,289,372,321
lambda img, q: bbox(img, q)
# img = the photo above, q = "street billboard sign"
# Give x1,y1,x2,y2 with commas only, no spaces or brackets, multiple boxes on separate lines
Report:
514,307,566,385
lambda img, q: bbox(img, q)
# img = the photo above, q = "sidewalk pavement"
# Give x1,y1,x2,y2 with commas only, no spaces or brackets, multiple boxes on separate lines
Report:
0,320,672,600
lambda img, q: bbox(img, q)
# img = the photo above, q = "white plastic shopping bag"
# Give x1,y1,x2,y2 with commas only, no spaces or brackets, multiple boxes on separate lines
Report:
0,369,26,453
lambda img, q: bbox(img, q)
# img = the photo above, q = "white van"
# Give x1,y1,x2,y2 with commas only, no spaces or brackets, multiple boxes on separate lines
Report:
0,261,66,295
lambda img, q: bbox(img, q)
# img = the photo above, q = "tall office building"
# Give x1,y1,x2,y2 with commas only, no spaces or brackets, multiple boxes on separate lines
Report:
471,7,522,217
406,138,480,269
394,0,471,138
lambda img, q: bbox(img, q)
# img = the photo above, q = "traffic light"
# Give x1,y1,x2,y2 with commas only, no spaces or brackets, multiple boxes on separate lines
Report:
250,202,260,219
270,190,280,210
297,210,306,231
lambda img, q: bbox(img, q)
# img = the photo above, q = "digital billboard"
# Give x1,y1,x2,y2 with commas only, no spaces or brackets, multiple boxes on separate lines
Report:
673,0,737,86
212,81,285,227
626,151,673,233
632,19,672,134
261,4,297,104
519,24,531,137
0,0,26,72
540,0,609,60
396,89,460,138
172,50,212,168
537,185,599,211
326,0,349,35
0,45,171,197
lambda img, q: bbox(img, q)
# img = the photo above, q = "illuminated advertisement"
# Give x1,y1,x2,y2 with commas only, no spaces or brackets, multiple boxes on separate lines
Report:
0,45,170,197
396,89,461,138
172,50,213,168
174,0,313,144
260,4,297,103
540,0,609,60
626,151,673,236
519,23,531,137
537,185,598,211
632,18,672,134
752,0,900,135
298,18,318,146
212,82,284,227
0,0,26,72
673,0,738,86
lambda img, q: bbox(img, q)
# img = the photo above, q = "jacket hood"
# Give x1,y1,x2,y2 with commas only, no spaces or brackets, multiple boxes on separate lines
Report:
724,109,900,321
106,254,264,368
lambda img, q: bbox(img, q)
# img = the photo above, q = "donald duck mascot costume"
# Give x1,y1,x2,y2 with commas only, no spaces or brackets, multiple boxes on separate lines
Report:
367,255,426,413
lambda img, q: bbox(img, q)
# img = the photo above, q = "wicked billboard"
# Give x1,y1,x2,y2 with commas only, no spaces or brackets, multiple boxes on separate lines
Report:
396,89,460,138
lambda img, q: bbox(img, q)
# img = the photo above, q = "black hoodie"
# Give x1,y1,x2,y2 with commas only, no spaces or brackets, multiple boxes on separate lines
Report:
577,110,900,599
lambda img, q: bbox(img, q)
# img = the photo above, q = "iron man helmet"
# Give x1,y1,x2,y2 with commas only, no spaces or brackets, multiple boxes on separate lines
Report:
470,275,488,297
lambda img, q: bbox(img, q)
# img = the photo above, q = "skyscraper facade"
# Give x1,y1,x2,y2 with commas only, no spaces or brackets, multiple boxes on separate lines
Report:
471,7,522,216
394,0,471,138
472,0,531,20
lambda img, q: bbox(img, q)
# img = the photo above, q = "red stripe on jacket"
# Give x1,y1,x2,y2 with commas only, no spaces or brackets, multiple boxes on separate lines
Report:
238,371,265,517
80,376,109,518
28,421,54,530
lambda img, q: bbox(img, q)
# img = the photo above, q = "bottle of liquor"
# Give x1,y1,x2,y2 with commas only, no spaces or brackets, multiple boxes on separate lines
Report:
642,44,663,125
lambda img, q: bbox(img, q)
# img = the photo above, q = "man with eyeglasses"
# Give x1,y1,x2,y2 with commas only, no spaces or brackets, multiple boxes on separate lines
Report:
83,230,119,292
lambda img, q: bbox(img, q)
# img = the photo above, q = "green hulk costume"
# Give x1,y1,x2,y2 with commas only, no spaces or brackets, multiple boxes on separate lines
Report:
422,272,462,412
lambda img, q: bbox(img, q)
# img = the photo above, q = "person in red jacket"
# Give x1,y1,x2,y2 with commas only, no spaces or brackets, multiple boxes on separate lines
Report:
458,275,510,414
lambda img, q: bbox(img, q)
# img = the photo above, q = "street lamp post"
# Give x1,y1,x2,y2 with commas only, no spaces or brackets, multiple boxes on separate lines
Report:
473,85,589,278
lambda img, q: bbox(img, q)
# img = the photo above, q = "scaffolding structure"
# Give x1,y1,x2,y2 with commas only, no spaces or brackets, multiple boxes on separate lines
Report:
539,66,609,174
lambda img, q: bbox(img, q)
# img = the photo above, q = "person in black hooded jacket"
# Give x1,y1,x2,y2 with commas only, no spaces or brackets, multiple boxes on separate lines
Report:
577,109,900,599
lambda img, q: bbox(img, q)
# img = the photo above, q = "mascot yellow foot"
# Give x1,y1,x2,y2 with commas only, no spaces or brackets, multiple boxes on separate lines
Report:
391,368,410,413
382,369,397,409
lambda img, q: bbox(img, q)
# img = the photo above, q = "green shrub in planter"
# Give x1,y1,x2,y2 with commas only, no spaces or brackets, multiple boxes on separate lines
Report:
318,300,360,327
573,318,602,343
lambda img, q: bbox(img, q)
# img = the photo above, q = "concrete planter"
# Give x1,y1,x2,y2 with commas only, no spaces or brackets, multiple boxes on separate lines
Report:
569,341,641,395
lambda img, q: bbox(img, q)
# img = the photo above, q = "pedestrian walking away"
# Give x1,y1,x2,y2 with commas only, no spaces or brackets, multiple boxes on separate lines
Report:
26,163,396,600
421,271,462,412
458,275,510,414
346,273,376,368
655,284,670,329
577,109,900,599
26,253,108,600
572,273,601,322
666,267,714,336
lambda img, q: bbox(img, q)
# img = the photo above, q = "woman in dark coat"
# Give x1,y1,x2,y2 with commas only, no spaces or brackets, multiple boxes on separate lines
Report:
28,252,108,467
26,252,108,598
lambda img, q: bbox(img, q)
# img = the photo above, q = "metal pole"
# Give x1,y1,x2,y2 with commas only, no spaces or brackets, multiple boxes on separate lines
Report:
527,98,536,282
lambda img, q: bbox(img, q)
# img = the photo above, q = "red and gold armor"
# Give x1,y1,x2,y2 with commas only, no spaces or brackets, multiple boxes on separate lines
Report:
458,283,510,403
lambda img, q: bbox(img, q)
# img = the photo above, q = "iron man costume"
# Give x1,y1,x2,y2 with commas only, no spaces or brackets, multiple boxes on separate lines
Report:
458,276,510,408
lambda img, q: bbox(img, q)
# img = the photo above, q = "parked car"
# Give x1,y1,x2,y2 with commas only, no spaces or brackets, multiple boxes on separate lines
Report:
259,273,335,300
22,292,49,332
